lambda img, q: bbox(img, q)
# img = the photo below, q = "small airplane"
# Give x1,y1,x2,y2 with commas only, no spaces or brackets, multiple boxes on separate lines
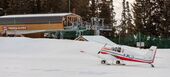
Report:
97,45,157,67
80,45,157,68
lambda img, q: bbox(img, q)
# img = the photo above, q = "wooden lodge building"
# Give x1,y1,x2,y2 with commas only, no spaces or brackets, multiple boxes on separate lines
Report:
0,13,81,38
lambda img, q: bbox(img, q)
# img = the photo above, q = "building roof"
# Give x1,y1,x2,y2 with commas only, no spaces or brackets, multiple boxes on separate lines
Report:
0,13,73,18
6,30,63,35
75,35,117,46
0,13,80,25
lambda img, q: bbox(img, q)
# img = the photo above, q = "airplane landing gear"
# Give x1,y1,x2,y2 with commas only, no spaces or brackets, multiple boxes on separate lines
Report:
116,60,121,64
101,60,106,64
101,60,125,65
150,64,155,68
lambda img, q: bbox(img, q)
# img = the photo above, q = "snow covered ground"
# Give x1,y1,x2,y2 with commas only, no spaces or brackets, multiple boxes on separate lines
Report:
0,37,170,77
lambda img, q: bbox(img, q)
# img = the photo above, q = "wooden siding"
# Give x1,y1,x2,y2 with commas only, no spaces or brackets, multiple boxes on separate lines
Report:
0,26,3,32
24,33,45,38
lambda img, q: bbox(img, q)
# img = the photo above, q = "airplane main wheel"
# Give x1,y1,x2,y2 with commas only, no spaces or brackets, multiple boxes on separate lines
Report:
150,64,155,68
116,60,121,64
101,60,106,64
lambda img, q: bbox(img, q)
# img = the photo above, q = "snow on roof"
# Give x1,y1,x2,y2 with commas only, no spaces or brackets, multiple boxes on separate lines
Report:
6,30,63,35
0,13,73,18
81,35,117,46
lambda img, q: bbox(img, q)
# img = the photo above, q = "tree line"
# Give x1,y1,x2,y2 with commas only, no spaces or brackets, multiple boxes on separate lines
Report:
0,0,170,38
118,0,170,38
133,0,170,38
0,0,115,26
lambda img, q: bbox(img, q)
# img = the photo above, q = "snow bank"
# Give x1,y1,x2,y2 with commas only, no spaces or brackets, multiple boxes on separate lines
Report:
81,35,117,46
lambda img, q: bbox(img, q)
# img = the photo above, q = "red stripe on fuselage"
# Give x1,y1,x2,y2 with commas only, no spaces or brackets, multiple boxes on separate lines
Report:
115,56,152,63
101,47,112,51
100,51,109,54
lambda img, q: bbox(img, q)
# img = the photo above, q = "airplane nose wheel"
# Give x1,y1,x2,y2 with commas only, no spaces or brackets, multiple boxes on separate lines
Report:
101,60,106,64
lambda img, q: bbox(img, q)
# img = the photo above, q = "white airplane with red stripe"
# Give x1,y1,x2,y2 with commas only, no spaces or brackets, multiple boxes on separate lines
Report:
98,46,157,67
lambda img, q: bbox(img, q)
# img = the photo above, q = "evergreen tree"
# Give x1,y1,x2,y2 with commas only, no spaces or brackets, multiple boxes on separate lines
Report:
70,0,90,21
0,0,8,15
133,0,170,37
45,0,68,13
119,0,134,37
148,0,164,37
98,0,116,26
126,1,136,35
119,0,127,37
99,1,111,24
0,8,5,16
88,0,97,18
159,0,170,38
99,0,112,25
6,0,34,14
133,0,153,36
32,0,41,13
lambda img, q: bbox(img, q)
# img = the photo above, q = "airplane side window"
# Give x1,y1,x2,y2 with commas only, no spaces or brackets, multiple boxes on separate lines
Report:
111,47,115,51
117,47,121,52
121,49,124,53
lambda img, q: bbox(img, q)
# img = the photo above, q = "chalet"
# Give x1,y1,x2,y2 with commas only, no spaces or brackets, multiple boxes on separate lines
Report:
0,13,81,38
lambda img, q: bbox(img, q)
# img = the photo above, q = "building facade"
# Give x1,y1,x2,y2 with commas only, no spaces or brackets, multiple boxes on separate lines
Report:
0,13,81,37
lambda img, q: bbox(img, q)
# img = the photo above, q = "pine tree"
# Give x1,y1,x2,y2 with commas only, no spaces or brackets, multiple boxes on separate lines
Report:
98,0,116,26
149,0,165,37
70,0,90,20
119,0,134,37
0,0,8,15
45,0,68,13
165,0,170,37
126,1,136,35
119,0,127,37
6,0,34,14
133,0,153,36
78,0,90,21
0,8,5,16
133,0,170,37
99,0,112,25
160,0,170,38
32,0,41,13
88,0,97,18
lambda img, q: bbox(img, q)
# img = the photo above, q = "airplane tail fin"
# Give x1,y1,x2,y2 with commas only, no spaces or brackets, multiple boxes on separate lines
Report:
144,46,157,63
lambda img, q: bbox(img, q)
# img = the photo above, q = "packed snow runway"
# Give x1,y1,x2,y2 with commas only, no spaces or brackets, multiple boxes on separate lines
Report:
0,37,169,77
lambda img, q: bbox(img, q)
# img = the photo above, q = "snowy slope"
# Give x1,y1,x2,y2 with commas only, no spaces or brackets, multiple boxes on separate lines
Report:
81,35,117,46
0,37,170,77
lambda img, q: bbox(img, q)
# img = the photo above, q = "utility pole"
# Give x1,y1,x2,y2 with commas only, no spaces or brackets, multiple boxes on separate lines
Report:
140,0,146,48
